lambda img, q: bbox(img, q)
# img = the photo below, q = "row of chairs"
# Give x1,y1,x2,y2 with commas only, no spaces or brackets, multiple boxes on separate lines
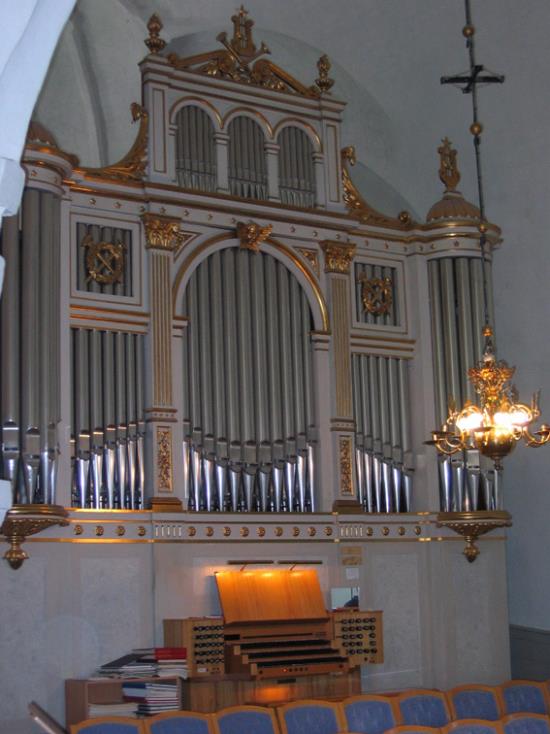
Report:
71,680,550,734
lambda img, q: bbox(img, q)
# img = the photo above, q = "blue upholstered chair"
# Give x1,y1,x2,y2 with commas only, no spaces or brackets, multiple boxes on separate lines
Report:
276,699,347,734
71,718,146,734
385,725,442,734
341,694,400,734
145,711,214,734
500,683,550,715
448,685,504,721
214,705,278,734
397,690,451,728
502,713,550,734
444,719,503,734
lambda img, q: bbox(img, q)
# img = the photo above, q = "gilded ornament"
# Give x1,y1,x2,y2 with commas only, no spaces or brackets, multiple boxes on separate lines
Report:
414,525,422,536
143,213,186,253
324,526,333,536
145,13,167,54
157,427,173,491
275,526,283,537
74,524,83,536
292,526,300,537
116,526,126,537
82,234,126,286
187,526,197,537
236,220,273,252
205,526,214,537
438,137,461,192
296,247,320,276
307,526,316,537
1,504,68,569
341,147,414,229
382,526,390,536
398,526,406,536
366,527,373,536
137,526,147,537
223,526,231,537
339,437,353,495
314,54,334,94
257,526,266,537
166,8,320,98
95,526,104,537
240,526,249,537
357,274,393,316
80,103,148,182
321,240,356,275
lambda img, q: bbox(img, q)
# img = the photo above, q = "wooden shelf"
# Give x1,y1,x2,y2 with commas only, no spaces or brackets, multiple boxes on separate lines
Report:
64,677,183,727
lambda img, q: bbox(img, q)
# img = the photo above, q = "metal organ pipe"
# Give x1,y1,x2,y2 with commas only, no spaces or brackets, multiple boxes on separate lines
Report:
277,127,315,208
181,249,316,512
175,106,216,192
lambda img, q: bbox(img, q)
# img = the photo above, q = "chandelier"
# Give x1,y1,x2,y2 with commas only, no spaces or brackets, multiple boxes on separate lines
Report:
428,0,550,471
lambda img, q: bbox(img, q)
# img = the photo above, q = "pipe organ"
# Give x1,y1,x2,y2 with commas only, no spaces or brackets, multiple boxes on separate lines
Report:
0,8,502,518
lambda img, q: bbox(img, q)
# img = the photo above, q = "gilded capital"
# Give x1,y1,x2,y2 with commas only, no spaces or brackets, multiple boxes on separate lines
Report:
320,240,356,274
142,213,185,252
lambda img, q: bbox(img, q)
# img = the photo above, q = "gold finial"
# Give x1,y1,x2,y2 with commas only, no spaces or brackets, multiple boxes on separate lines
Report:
145,13,166,54
438,137,461,192
231,5,255,55
315,54,334,94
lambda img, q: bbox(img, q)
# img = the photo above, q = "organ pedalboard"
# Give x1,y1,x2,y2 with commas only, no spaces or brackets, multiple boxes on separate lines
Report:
331,609,384,665
164,617,225,677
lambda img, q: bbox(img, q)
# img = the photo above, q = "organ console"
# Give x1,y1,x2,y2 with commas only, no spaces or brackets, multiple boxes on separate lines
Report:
164,570,383,682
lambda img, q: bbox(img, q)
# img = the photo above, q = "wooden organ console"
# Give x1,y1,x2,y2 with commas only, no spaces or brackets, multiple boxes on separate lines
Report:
164,570,383,686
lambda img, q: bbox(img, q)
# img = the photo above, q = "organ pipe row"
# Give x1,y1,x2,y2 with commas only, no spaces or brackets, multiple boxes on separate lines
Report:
76,222,133,297
428,256,495,511
228,117,268,200
182,248,316,512
175,106,217,192
352,354,414,512
0,189,61,505
70,328,146,509
354,263,399,327
278,126,315,208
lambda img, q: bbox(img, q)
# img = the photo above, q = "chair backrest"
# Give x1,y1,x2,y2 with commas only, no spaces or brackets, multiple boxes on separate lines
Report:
144,711,214,734
397,690,451,728
501,713,550,734
385,725,442,734
448,685,504,721
276,699,346,734
71,718,145,734
341,694,400,734
500,682,550,715
443,718,504,734
214,705,278,734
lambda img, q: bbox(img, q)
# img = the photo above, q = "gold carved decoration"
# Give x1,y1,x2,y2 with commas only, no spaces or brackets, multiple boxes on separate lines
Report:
167,7,321,99
143,213,186,253
157,427,173,491
427,138,481,222
145,13,167,54
358,274,393,316
236,220,273,252
314,55,334,94
82,234,126,285
137,526,147,537
341,147,415,230
296,247,320,276
1,504,68,570
339,437,353,495
438,137,460,192
321,240,356,274
80,104,148,182
436,510,512,562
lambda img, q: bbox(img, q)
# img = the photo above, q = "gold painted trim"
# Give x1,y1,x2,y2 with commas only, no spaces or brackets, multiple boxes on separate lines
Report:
272,118,322,150
70,304,150,318
168,96,223,127
172,233,330,332
26,538,153,544
221,107,274,137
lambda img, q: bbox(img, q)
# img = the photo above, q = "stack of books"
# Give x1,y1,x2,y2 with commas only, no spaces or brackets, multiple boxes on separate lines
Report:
122,681,180,716
97,653,157,678
88,702,138,718
130,647,189,679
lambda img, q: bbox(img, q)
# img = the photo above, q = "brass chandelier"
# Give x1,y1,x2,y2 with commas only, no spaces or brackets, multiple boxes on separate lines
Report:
429,0,550,470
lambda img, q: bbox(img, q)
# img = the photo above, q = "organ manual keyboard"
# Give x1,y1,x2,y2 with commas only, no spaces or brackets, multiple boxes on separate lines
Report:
164,569,383,680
